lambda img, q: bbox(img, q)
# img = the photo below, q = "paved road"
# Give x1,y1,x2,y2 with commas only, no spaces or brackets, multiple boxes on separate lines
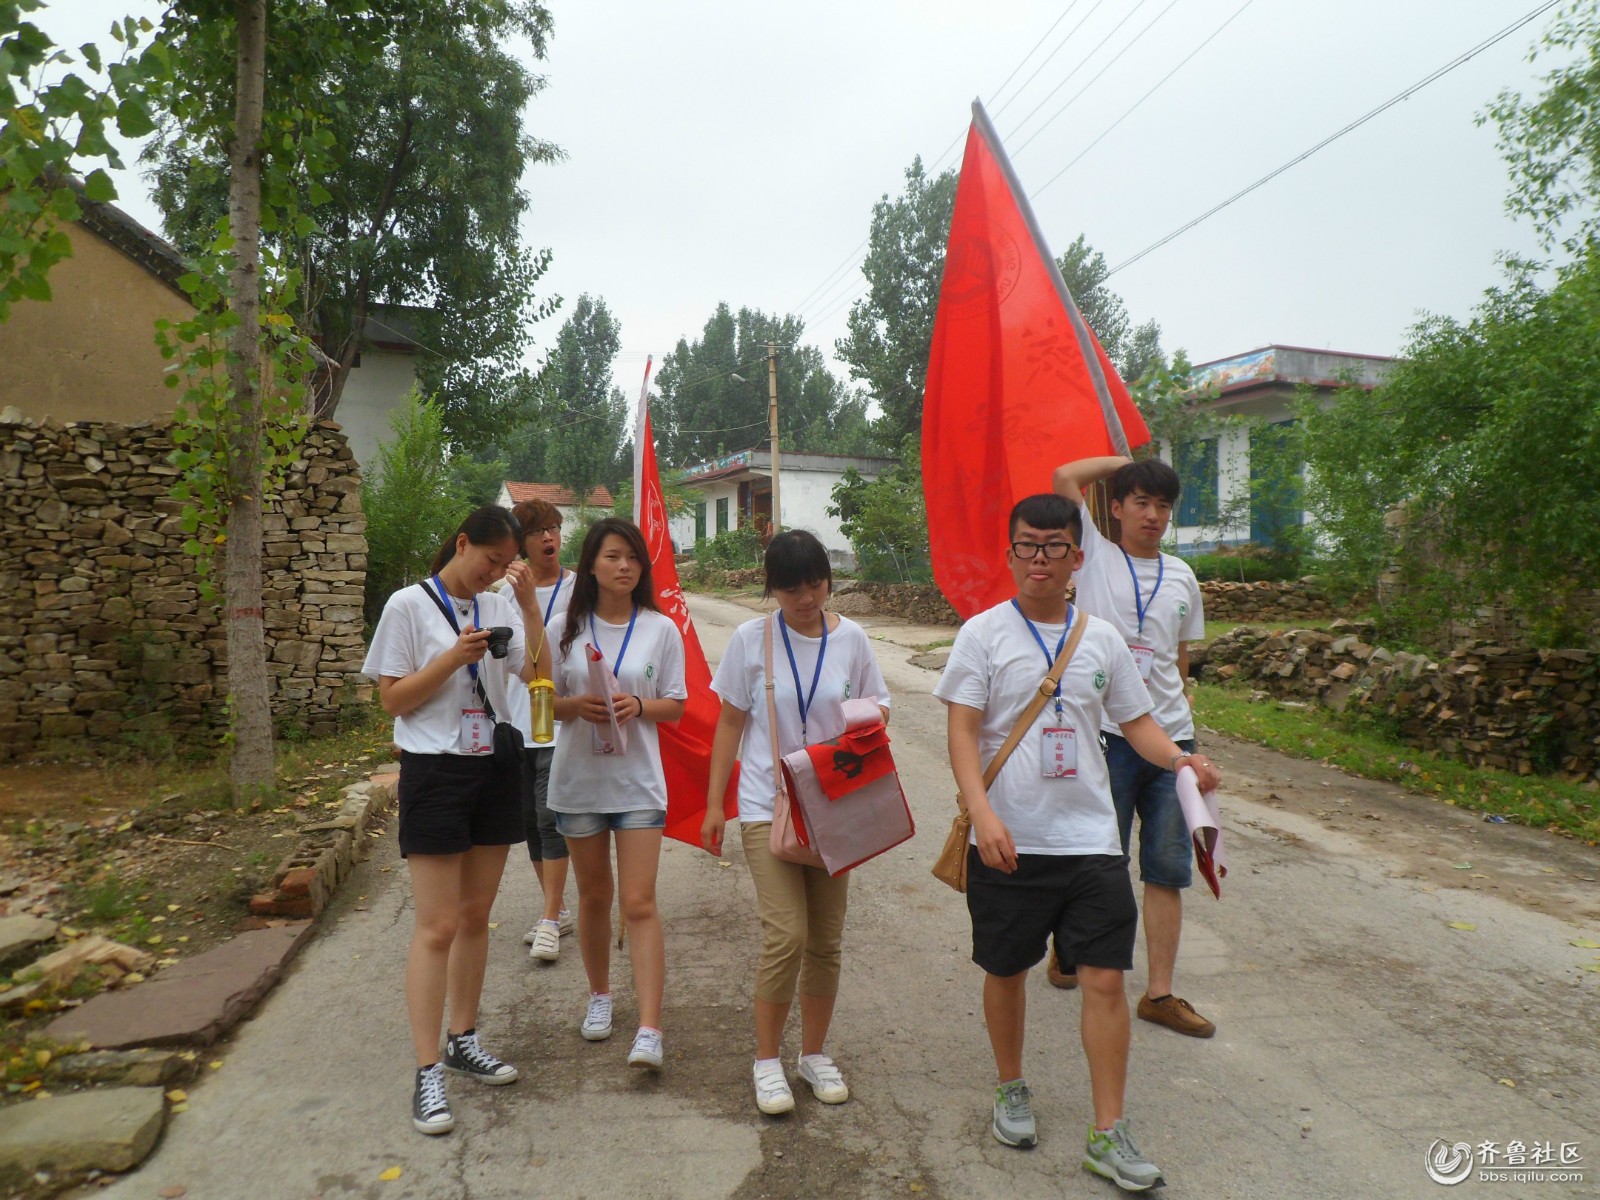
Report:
96,593,1600,1200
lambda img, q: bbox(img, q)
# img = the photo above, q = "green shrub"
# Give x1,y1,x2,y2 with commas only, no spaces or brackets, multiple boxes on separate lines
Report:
693,525,764,573
1184,548,1302,583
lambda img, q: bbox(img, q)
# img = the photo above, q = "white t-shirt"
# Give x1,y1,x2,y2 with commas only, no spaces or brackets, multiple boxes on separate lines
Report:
933,602,1151,856
361,582,527,755
546,608,688,814
1072,502,1204,740
711,614,892,824
495,569,573,748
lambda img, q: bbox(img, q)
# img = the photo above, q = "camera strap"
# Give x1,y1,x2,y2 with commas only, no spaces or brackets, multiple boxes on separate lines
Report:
417,582,500,722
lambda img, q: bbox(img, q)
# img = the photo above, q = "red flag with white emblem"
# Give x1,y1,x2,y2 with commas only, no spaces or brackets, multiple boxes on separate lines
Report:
633,357,738,847
922,100,1150,620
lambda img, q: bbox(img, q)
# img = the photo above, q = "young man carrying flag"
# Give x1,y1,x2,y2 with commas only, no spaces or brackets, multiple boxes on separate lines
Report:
934,492,1220,1190
1050,456,1213,1038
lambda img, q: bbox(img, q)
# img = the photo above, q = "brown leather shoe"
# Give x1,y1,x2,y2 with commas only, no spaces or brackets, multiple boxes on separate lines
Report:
1137,993,1215,1038
1046,952,1077,990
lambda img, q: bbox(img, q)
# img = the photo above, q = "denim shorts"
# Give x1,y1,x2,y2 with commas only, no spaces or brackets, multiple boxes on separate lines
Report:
1104,733,1195,888
553,808,666,838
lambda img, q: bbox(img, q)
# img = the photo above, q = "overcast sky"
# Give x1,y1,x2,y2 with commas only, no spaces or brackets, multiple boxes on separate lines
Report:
46,0,1566,401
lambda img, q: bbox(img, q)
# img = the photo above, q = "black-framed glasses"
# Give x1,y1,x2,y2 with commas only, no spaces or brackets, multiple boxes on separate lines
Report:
533,524,562,537
1011,540,1077,560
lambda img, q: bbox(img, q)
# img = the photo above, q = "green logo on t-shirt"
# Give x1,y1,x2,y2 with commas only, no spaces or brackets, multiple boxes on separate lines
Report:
1094,669,1107,691
645,663,655,679
1178,601,1189,619
844,681,852,699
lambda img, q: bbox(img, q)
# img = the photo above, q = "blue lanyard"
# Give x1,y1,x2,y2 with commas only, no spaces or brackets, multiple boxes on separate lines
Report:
589,607,640,677
543,570,565,625
1012,599,1073,716
1120,547,1164,636
778,612,828,744
431,574,481,683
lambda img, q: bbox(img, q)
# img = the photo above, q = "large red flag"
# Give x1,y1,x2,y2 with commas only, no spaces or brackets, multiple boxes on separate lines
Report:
632,358,739,847
922,100,1151,620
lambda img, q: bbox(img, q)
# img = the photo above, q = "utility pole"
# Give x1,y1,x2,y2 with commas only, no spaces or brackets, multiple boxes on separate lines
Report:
766,340,781,534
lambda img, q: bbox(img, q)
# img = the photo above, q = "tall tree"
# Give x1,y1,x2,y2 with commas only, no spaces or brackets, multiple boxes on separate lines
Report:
654,303,872,465
1484,1,1600,262
542,294,627,502
144,0,561,440
837,157,957,445
220,0,272,797
1055,233,1165,383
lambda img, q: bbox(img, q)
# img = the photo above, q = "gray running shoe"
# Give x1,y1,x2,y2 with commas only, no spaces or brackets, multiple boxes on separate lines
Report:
991,1080,1037,1148
1084,1119,1164,1191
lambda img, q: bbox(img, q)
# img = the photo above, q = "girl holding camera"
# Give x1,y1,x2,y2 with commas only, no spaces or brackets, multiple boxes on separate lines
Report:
546,517,687,1071
362,505,551,1136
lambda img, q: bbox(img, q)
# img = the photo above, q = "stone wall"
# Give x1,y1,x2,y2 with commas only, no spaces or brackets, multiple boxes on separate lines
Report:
1195,620,1598,782
0,413,370,762
1198,579,1347,623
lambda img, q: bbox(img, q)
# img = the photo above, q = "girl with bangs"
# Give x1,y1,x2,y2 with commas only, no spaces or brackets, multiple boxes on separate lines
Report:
546,517,687,1071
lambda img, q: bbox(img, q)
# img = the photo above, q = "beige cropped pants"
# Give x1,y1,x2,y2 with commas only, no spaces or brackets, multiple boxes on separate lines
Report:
741,822,851,1003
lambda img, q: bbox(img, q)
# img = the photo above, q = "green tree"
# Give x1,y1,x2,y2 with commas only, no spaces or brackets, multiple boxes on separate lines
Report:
542,294,627,501
0,4,161,318
828,436,931,583
143,0,562,443
837,157,957,445
1303,257,1600,645
654,303,871,465
1483,1,1600,261
361,389,464,628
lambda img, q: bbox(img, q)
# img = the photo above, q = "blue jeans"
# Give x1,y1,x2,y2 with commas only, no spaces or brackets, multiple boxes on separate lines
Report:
1104,733,1195,889
553,808,666,839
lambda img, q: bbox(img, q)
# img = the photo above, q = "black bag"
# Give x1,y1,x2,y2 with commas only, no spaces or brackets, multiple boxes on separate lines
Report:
418,583,523,768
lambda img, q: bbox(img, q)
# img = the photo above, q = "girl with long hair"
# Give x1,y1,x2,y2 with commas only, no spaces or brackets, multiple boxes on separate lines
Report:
702,530,891,1114
547,517,687,1071
362,505,551,1136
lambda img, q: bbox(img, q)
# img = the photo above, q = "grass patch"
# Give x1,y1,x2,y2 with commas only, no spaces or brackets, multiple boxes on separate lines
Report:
913,636,955,652
1196,682,1600,843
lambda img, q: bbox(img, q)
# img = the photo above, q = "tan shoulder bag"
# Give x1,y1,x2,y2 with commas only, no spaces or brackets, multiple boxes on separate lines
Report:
931,613,1088,892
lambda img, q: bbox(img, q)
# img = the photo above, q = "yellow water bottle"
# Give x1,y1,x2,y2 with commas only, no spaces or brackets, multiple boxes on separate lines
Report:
528,678,555,744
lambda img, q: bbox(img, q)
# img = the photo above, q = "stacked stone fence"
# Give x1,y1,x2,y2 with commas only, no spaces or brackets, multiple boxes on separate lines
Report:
0,413,371,763
1195,620,1598,783
1198,579,1347,623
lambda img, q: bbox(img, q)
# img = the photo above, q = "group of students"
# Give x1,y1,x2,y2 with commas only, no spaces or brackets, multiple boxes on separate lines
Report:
360,456,1221,1195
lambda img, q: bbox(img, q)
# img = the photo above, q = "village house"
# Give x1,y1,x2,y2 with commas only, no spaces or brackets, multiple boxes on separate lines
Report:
1165,345,1397,553
668,448,895,569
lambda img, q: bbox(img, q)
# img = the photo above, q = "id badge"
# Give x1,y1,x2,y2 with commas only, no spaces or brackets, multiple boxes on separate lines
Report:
1128,644,1155,683
591,724,618,756
1042,726,1077,778
459,708,493,754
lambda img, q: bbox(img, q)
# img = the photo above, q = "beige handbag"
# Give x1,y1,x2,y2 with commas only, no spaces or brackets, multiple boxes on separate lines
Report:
765,614,826,868
931,614,1087,892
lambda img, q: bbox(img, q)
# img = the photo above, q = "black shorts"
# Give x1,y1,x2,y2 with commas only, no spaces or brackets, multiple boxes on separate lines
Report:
965,848,1137,978
520,745,567,862
397,751,524,857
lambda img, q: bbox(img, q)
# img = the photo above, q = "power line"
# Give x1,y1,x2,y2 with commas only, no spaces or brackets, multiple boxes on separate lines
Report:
1031,0,1254,196
1002,0,1153,144
1011,0,1183,156
1107,0,1563,277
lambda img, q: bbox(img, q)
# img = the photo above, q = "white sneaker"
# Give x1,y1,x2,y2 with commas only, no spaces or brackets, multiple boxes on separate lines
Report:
797,1054,850,1104
581,993,613,1041
529,921,560,962
753,1060,795,1115
558,907,575,936
628,1027,664,1071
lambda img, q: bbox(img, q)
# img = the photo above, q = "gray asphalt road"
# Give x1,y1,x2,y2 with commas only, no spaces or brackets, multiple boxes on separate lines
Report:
95,593,1600,1200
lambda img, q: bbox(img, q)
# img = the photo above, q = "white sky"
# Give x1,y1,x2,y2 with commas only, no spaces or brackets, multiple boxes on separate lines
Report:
44,0,1565,398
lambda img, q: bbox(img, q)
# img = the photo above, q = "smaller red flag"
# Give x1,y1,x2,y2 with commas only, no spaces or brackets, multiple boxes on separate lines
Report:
633,358,738,847
922,100,1151,620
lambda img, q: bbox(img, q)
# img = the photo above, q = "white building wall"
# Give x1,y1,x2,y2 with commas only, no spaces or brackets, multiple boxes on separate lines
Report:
778,470,851,558
333,350,418,476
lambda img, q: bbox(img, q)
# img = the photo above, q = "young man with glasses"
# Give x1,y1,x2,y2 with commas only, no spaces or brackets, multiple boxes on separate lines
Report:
504,500,576,961
1050,456,1214,1039
934,493,1220,1191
